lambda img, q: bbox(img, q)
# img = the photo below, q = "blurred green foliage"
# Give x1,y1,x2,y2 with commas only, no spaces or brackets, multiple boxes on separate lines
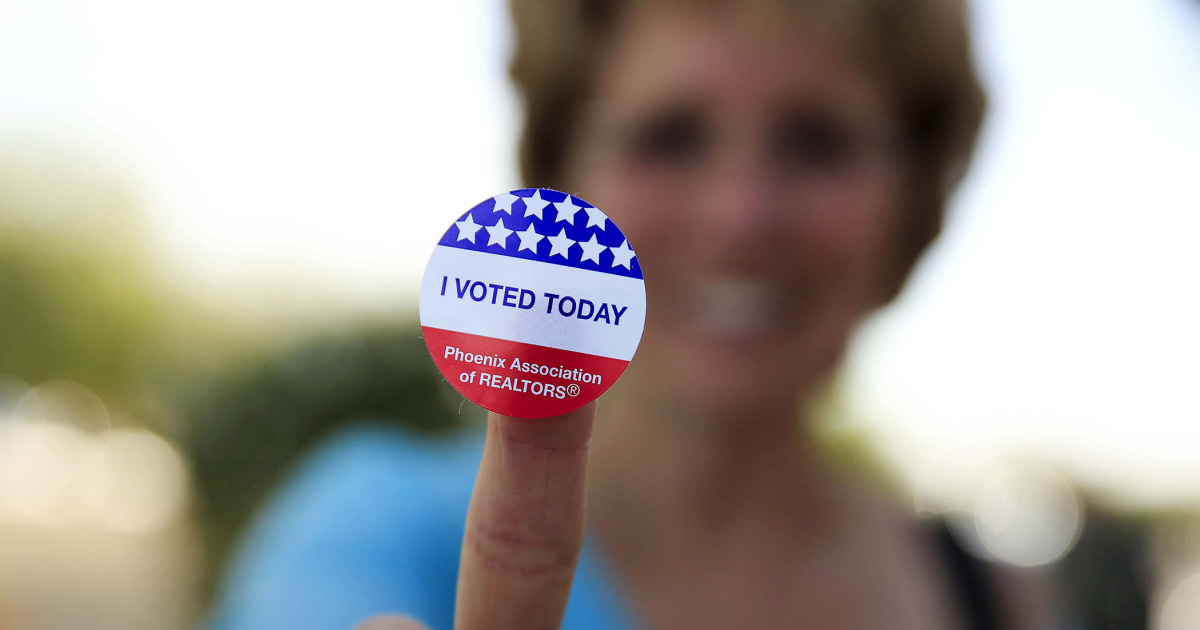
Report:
0,149,174,411
0,232,160,393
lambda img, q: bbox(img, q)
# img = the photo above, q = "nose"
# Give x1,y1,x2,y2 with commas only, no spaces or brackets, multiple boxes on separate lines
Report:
695,142,790,260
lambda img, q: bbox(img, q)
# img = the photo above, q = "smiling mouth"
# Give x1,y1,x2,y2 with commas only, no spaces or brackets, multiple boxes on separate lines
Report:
682,277,793,344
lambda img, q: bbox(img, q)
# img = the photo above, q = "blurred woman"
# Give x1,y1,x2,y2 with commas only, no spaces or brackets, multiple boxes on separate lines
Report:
205,1,1057,629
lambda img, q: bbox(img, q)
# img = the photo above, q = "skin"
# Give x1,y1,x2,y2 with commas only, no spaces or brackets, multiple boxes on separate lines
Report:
359,4,1048,630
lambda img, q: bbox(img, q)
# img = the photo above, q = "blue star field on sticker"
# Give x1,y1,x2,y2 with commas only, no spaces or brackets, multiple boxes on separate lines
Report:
440,188,642,280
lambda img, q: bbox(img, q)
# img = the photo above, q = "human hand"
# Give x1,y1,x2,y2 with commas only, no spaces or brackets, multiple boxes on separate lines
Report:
355,402,598,630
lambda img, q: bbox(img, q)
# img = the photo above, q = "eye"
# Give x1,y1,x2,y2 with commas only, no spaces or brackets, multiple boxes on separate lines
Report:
627,106,708,165
773,108,859,171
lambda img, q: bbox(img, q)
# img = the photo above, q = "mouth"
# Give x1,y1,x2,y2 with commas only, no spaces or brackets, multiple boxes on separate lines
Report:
681,277,793,344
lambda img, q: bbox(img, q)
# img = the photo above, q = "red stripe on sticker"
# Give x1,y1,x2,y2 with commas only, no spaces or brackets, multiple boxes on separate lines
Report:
422,326,631,419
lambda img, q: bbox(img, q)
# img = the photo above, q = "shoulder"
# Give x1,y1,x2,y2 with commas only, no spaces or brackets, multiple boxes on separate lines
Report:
248,422,483,544
281,422,483,508
206,422,485,630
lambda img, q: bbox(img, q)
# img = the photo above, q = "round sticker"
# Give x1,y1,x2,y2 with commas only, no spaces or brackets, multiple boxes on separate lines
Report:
419,189,646,419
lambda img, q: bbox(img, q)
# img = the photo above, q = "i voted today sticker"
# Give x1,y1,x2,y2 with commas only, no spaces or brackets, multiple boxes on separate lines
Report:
419,189,646,419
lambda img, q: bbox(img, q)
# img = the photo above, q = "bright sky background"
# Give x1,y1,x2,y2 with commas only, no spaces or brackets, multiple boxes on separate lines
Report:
1,0,1198,508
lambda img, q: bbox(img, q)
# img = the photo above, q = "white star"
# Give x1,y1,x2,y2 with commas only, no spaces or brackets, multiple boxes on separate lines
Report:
579,234,606,264
515,224,544,253
523,190,551,220
485,217,514,248
547,228,575,259
609,239,636,269
455,214,484,243
581,205,607,230
552,194,577,223
493,191,520,214
553,196,578,224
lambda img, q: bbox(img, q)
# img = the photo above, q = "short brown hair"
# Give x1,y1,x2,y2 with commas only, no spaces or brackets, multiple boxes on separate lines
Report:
508,0,986,301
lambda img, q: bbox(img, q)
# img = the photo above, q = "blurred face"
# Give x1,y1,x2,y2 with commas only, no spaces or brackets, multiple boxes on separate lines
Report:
568,4,902,412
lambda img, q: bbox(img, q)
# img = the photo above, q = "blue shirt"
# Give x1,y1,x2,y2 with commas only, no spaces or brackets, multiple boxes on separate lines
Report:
206,423,641,630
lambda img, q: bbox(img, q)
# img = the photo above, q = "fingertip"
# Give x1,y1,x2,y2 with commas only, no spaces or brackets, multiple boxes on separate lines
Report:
490,400,598,454
455,402,598,630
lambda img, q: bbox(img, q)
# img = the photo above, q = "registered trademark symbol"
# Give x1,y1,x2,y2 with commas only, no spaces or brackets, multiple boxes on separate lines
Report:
566,383,580,397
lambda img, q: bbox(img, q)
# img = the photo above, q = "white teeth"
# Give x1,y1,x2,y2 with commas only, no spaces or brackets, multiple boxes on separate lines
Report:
687,279,781,341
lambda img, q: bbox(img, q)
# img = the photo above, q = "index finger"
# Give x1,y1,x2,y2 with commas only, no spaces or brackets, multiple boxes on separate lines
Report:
454,402,597,630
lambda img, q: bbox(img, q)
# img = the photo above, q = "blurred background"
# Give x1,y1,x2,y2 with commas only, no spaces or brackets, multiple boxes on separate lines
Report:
0,0,1197,628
